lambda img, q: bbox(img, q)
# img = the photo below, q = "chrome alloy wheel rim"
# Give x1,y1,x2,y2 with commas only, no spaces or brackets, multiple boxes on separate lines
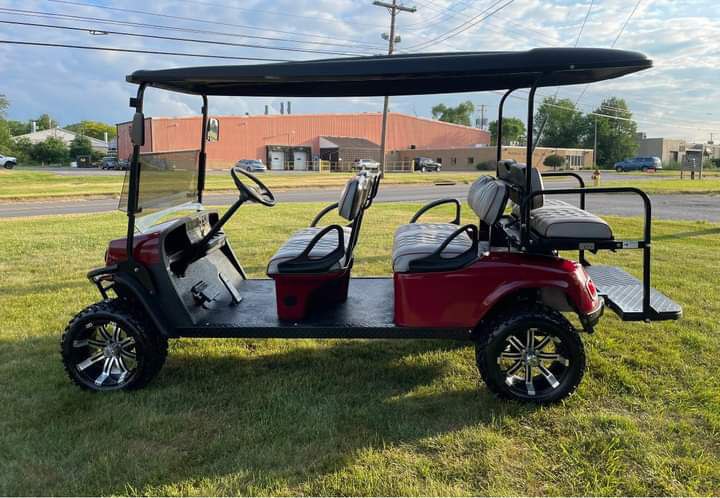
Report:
73,322,138,388
497,328,570,398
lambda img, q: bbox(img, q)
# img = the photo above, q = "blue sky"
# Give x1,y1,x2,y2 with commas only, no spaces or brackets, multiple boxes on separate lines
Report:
1,0,719,141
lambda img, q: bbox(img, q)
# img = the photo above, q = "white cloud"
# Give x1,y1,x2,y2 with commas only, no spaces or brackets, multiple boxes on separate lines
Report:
0,0,718,140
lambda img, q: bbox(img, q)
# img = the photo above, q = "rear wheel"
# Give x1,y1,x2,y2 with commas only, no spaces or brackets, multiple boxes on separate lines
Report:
641,166,648,172
475,306,585,404
615,166,624,172
61,300,168,392
3,161,15,169
421,166,428,173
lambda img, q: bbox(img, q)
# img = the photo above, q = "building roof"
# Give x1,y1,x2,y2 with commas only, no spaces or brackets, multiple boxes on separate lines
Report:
13,127,109,148
320,136,379,149
127,48,652,97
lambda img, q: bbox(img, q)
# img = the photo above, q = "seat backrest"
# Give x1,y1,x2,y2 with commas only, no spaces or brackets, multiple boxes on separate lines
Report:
338,173,370,221
466,175,494,207
468,178,508,225
497,160,545,209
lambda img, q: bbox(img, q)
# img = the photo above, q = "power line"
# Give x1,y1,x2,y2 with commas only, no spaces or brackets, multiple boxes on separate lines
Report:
0,19,365,57
407,0,515,51
0,39,288,61
0,7,378,50
573,0,642,107
46,0,385,48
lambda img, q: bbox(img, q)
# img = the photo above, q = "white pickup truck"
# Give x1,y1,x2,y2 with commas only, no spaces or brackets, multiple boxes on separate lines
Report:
0,153,17,169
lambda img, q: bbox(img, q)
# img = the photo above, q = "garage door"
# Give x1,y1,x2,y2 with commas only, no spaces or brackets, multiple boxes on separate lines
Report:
269,151,285,170
293,151,308,171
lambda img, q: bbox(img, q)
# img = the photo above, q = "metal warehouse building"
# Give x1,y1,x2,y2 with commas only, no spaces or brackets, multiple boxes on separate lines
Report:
117,112,490,170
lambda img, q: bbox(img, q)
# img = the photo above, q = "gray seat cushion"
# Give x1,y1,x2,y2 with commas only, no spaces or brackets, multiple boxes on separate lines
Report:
511,198,572,217
530,204,613,239
392,223,486,272
468,178,508,224
267,226,352,274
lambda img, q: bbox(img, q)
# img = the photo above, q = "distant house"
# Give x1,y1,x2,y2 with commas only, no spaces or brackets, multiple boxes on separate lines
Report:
13,127,109,153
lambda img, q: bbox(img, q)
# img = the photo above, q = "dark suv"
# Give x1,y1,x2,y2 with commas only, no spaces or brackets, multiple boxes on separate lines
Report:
414,157,442,172
614,156,661,172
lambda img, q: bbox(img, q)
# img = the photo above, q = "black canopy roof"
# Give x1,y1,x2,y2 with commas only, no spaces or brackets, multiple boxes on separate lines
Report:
127,48,651,97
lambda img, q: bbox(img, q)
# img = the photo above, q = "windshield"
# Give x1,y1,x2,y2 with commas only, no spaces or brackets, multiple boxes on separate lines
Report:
119,149,200,214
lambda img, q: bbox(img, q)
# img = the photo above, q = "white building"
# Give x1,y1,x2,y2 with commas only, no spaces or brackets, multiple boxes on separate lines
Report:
13,128,109,153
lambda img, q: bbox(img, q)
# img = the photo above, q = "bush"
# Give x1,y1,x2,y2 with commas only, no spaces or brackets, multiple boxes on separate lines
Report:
475,161,494,171
69,135,93,159
30,137,68,165
543,154,565,170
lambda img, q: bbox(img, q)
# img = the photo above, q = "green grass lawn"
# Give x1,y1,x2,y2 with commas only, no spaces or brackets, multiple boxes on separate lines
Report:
601,178,720,194
1,203,719,495
0,170,482,201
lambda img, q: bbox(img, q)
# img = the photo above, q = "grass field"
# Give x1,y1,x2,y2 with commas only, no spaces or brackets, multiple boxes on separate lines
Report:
1,203,719,495
0,170,482,201
2,169,719,202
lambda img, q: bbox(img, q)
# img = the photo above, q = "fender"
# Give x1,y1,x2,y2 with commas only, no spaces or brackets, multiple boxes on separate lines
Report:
87,265,172,337
394,251,600,328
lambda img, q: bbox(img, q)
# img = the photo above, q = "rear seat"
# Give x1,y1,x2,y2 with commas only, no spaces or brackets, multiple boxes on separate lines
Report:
392,176,507,272
498,160,612,240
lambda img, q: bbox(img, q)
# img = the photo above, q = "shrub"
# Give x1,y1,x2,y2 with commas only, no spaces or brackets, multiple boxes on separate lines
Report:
475,161,494,171
543,154,565,170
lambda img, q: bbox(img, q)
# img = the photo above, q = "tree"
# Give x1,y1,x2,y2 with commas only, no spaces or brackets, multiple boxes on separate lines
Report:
534,97,585,148
11,137,33,164
543,154,565,171
432,101,475,126
0,94,8,117
6,120,31,136
488,117,526,145
69,135,93,158
584,97,637,167
66,120,116,141
34,113,55,131
31,137,68,164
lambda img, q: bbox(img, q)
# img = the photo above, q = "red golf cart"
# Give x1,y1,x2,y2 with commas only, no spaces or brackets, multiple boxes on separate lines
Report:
61,48,681,403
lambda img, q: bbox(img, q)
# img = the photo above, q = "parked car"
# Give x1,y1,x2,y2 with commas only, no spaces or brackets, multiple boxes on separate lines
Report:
117,159,130,171
414,157,442,172
353,159,380,171
614,156,661,172
0,153,17,169
100,157,119,170
236,159,267,173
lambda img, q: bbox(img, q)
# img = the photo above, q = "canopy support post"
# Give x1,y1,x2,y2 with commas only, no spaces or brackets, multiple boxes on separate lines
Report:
521,82,539,249
198,95,208,204
496,88,515,173
126,83,146,264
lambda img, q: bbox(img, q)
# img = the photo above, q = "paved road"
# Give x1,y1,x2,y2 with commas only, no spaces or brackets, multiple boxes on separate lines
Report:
1,182,718,221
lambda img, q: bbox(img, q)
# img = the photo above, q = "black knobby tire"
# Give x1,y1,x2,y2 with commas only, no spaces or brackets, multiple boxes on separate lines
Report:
475,305,586,404
61,299,168,392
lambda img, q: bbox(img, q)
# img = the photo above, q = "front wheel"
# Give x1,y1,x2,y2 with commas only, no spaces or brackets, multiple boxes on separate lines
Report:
61,300,168,392
641,166,648,172
615,166,623,172
3,162,15,169
475,306,585,404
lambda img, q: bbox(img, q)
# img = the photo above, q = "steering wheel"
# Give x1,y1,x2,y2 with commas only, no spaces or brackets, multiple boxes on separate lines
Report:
231,167,276,207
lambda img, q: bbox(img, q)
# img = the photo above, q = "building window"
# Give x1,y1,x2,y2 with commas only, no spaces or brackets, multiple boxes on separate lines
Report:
467,157,474,165
437,157,443,164
451,157,456,165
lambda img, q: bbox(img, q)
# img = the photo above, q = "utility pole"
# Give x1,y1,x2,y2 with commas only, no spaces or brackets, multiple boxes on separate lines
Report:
477,104,488,130
373,0,416,177
593,117,598,168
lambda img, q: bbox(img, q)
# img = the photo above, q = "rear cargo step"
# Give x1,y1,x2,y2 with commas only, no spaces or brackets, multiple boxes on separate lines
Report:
585,265,682,321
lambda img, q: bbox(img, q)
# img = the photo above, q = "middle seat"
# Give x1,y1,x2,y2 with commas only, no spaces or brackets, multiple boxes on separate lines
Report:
392,176,508,273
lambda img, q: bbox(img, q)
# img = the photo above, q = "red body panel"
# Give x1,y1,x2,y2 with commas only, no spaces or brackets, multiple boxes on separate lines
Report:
394,252,599,328
106,231,163,266
271,269,351,321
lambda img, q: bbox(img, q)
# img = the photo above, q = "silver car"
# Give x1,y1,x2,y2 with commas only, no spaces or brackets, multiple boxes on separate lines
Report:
236,159,267,172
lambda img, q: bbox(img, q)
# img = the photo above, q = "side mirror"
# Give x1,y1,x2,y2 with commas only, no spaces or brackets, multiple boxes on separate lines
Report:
207,117,219,142
131,112,145,146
